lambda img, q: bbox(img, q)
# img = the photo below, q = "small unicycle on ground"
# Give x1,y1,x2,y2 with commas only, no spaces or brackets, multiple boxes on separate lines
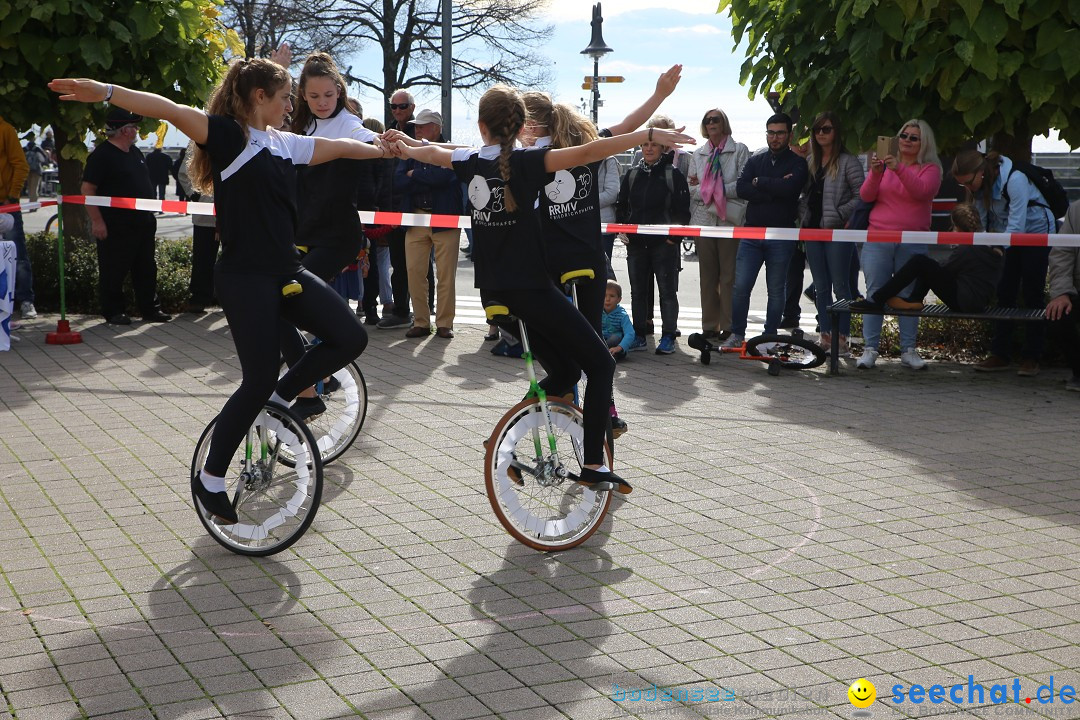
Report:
688,328,827,376
483,301,614,552
191,402,323,556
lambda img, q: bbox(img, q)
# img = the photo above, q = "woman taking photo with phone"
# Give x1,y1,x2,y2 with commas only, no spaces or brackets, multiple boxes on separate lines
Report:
856,118,942,371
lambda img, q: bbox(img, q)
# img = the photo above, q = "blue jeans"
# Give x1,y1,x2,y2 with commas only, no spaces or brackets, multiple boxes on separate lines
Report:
805,241,855,335
626,241,679,336
730,239,796,337
9,212,34,304
861,243,929,350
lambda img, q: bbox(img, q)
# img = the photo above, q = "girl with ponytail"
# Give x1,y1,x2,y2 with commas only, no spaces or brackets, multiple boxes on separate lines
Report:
50,61,390,524
519,68,683,437
278,53,382,414
391,83,695,494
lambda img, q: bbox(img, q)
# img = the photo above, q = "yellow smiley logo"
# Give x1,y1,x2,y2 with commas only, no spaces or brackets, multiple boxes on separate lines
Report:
848,679,876,708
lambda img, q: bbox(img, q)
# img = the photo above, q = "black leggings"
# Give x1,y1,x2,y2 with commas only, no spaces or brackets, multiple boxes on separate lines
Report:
870,254,962,310
486,284,615,466
281,240,364,366
204,268,368,476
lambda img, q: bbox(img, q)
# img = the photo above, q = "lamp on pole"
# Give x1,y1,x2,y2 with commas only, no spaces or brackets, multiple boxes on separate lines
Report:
580,3,613,126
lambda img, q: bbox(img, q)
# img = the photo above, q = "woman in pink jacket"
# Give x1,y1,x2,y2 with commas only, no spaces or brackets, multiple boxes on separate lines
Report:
855,119,942,370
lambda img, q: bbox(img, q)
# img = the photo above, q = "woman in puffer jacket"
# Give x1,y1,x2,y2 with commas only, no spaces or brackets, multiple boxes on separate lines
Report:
798,111,864,356
686,108,749,340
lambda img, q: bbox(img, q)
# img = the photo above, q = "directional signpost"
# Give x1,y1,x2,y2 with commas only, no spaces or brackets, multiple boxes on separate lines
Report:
581,75,625,90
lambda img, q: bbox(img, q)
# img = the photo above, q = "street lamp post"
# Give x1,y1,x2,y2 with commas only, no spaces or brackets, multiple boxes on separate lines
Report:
580,3,613,126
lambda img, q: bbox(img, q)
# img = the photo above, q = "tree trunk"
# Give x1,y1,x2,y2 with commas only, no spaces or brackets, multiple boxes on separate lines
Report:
51,127,89,240
990,131,1033,164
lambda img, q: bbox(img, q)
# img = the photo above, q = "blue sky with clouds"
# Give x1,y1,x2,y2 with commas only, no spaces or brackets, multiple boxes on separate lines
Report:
152,0,1069,152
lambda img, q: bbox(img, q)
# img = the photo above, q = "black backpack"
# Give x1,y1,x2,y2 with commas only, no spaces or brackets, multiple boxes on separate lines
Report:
1003,161,1070,219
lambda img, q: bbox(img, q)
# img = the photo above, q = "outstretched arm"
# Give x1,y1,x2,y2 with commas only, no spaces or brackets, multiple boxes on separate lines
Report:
394,142,456,169
603,64,682,136
48,79,209,145
545,127,695,173
310,137,387,166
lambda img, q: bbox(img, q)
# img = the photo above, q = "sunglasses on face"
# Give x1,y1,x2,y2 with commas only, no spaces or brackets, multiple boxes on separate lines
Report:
957,169,984,189
898,132,921,141
814,126,835,134
704,116,723,125
389,103,413,110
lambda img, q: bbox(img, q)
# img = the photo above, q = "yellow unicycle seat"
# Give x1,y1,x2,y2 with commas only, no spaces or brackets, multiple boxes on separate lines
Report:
559,268,595,286
484,302,514,324
281,280,303,298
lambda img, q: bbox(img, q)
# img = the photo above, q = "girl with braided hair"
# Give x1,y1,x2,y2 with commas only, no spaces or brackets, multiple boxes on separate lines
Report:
50,59,390,524
391,84,694,493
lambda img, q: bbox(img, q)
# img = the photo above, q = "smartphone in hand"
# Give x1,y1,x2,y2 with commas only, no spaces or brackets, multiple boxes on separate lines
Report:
877,135,899,160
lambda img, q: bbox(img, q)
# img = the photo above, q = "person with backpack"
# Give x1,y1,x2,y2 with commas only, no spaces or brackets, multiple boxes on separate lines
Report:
615,122,691,355
952,149,1062,377
23,133,49,204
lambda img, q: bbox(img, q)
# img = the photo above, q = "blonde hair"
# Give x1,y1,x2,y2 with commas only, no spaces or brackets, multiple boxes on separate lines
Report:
362,117,384,134
898,119,941,171
189,58,291,194
699,108,732,138
522,91,597,148
478,85,527,213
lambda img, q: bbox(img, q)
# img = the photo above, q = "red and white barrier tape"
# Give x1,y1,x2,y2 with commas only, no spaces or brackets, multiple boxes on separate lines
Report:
0,200,59,214
4,195,1077,248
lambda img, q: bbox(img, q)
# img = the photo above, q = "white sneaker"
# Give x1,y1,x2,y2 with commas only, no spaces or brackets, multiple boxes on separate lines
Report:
20,301,37,319
901,347,927,370
856,348,879,369
719,334,744,349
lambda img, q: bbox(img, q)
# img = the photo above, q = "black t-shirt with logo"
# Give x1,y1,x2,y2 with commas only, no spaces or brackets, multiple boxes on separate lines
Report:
82,141,156,232
197,114,315,274
533,135,610,274
451,145,551,290
297,108,378,248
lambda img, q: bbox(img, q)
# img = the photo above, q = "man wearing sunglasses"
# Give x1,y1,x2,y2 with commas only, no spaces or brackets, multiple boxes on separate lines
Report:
724,113,808,348
378,89,421,330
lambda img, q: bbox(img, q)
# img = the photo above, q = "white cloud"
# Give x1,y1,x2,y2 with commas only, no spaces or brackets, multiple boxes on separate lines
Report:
658,24,726,35
542,0,721,23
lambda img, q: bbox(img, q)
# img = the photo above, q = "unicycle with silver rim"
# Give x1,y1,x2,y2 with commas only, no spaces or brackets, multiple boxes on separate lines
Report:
483,300,614,552
191,401,323,556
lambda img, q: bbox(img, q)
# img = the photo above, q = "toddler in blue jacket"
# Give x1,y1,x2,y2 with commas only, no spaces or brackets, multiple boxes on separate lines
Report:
602,280,636,361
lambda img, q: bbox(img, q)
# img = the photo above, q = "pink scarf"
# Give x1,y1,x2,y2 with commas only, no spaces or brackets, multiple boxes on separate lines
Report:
700,136,729,220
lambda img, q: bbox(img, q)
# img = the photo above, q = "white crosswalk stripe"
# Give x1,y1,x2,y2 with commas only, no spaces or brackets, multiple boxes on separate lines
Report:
424,296,775,337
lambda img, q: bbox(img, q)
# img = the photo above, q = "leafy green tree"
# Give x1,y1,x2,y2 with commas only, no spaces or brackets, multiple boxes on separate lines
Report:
719,0,1080,157
0,0,238,234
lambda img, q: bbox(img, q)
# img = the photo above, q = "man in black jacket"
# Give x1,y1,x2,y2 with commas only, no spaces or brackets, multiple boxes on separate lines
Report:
723,113,808,347
616,136,691,355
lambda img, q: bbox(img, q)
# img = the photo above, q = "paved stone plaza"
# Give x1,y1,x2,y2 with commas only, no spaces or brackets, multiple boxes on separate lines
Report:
1,311,1079,720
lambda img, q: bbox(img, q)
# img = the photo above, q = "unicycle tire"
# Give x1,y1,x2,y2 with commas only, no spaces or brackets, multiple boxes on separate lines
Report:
277,361,367,466
191,403,323,556
485,397,613,552
745,333,827,371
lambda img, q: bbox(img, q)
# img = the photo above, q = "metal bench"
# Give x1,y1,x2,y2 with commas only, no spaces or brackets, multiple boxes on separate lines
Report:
826,300,1046,375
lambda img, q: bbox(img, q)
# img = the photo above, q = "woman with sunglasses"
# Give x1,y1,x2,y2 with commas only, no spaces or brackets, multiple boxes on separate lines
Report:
856,119,942,370
952,149,1056,377
798,111,864,357
687,108,749,342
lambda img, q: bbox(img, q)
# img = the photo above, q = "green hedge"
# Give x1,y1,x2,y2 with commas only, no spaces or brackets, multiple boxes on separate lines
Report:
25,231,194,315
